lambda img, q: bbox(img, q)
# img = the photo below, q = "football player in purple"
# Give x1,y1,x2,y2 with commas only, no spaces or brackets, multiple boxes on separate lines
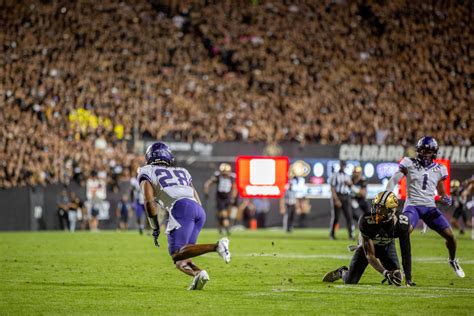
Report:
386,136,464,278
138,142,231,290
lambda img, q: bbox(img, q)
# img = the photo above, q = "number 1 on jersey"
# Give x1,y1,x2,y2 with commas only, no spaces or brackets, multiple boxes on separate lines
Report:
422,174,428,190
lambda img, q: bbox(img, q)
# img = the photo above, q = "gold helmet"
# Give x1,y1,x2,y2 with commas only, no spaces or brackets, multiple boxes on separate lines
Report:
450,179,460,190
353,166,362,175
219,163,232,173
371,191,399,224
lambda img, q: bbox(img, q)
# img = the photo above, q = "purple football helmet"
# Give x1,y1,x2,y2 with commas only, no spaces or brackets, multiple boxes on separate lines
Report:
416,136,438,167
145,142,174,166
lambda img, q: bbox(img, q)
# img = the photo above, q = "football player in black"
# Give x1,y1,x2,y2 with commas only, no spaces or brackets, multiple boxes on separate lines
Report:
350,166,369,222
204,163,237,235
323,191,413,286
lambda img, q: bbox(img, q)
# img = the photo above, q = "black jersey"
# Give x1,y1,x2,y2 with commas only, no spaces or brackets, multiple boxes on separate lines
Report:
351,178,367,201
451,187,466,209
359,213,410,246
359,212,413,280
211,171,236,199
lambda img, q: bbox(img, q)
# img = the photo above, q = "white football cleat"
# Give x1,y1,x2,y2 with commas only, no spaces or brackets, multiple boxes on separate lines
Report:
217,237,231,263
188,270,210,290
421,223,428,234
448,259,465,278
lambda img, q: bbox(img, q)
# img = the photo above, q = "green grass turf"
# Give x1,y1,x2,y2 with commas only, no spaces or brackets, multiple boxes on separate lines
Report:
1,228,473,315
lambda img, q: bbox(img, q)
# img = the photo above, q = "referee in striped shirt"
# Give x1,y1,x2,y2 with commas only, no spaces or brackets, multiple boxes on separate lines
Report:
329,160,354,240
280,177,298,232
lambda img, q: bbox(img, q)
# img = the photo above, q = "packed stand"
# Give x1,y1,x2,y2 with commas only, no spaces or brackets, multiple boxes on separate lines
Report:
1,0,472,188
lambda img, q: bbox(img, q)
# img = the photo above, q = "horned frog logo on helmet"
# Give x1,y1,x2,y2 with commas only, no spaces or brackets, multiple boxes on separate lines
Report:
371,191,399,224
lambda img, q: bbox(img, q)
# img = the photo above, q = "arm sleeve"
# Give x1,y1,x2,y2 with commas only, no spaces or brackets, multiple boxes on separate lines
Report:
386,170,404,192
399,229,412,281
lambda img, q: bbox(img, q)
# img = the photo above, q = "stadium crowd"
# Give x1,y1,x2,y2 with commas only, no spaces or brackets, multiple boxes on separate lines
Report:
1,0,472,188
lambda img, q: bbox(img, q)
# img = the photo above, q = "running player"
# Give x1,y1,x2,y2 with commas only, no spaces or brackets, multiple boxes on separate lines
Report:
386,136,465,278
138,142,231,290
204,163,237,235
323,191,412,286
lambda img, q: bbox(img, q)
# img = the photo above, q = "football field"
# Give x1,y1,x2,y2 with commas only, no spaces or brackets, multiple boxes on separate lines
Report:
1,229,473,315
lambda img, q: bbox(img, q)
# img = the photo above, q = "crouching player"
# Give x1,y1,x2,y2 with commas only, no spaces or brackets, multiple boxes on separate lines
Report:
139,142,231,290
323,191,413,286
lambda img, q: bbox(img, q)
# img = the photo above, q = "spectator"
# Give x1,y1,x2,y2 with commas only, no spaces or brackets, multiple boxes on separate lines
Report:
130,176,146,235
68,191,83,232
253,198,271,229
56,190,70,231
0,0,472,189
116,194,132,231
89,191,101,232
239,199,256,229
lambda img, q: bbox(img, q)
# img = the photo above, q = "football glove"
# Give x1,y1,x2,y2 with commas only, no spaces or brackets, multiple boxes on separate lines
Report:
152,228,160,248
382,270,402,286
441,196,452,206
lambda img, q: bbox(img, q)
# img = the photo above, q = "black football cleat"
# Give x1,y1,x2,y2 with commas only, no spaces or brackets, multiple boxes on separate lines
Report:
322,266,348,282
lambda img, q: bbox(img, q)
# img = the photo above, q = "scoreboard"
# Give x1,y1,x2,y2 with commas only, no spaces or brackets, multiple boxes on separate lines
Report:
236,156,289,198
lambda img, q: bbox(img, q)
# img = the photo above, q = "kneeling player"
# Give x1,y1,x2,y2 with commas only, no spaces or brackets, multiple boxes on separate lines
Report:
139,142,231,290
323,191,413,286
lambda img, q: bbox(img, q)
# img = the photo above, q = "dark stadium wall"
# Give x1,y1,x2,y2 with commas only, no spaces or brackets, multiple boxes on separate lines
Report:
0,180,333,232
0,187,30,231
0,163,471,231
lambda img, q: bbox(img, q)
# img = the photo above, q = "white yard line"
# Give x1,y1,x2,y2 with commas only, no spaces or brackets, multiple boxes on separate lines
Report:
239,253,474,264
246,286,474,297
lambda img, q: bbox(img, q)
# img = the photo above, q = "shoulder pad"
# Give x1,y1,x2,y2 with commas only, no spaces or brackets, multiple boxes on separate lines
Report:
137,165,153,184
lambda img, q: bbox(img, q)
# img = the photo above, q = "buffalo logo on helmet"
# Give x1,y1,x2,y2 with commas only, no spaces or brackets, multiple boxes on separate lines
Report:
289,160,311,178
371,191,398,224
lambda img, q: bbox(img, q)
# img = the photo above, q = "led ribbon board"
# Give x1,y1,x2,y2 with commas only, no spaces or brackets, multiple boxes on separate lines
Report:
236,156,289,198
